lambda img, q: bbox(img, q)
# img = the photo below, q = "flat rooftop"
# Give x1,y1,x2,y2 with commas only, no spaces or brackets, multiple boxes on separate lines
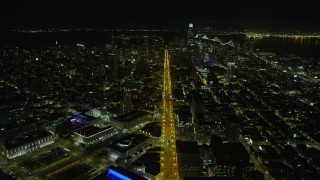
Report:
4,130,52,150
113,111,148,123
107,166,147,180
107,134,149,153
176,140,199,154
73,113,96,122
75,125,113,137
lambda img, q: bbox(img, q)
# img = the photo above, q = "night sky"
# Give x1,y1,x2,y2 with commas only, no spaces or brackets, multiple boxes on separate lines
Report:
1,0,319,30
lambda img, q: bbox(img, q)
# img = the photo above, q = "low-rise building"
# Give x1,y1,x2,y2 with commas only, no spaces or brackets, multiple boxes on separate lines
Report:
70,113,100,128
110,111,151,132
106,165,147,180
73,125,117,146
107,134,150,160
131,151,161,180
3,130,54,159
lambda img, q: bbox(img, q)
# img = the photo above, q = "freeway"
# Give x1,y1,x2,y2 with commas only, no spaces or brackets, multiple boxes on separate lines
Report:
160,48,179,179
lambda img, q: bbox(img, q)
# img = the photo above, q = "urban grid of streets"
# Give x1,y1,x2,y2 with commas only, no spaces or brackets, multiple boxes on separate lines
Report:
160,48,179,179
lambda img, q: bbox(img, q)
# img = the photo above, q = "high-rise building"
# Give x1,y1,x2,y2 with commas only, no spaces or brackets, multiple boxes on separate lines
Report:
189,91,204,131
176,140,201,178
122,88,133,113
106,52,119,80
199,145,215,165
119,48,125,67
187,23,194,46
226,62,235,82
207,68,219,88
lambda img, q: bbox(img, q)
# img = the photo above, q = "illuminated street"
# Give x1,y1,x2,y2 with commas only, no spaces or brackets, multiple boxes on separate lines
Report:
160,48,179,179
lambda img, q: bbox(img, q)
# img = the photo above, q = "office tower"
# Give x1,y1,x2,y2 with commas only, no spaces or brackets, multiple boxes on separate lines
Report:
176,140,201,178
189,91,204,136
119,48,125,67
226,62,235,82
106,52,119,80
122,88,133,113
187,23,194,46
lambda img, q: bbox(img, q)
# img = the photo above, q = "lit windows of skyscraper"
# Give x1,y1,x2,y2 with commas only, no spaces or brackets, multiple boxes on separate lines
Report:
187,23,194,46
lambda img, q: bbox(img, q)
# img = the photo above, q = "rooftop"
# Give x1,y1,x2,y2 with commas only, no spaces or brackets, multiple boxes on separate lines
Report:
107,166,147,180
4,130,52,150
113,111,148,123
176,140,199,154
73,113,96,122
75,125,113,137
107,134,149,153
133,152,160,176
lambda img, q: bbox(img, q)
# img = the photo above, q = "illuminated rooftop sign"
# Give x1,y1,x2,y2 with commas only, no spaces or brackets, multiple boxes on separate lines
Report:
106,168,132,180
105,166,147,180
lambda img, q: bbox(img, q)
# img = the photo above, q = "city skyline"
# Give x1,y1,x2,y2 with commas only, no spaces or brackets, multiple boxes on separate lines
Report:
1,1,320,179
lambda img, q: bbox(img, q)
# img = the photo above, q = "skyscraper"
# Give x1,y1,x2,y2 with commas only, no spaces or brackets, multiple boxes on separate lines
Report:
187,23,194,46
106,52,119,80
176,140,201,178
226,62,235,82
122,88,133,113
189,91,204,135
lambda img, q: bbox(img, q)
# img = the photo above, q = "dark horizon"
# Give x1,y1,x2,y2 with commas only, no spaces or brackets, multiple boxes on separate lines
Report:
1,0,319,31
